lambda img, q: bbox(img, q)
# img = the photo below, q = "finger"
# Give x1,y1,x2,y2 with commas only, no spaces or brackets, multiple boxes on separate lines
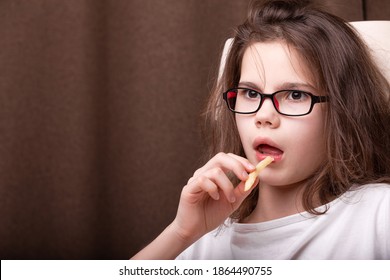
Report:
227,153,256,171
187,176,195,185
195,153,253,182
205,167,237,203
185,176,220,201
236,177,259,197
231,178,259,208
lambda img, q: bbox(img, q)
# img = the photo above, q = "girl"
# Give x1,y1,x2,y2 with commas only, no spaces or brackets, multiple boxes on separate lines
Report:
132,0,390,259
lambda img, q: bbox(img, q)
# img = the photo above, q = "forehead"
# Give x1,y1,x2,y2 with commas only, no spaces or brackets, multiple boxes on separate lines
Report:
240,41,316,91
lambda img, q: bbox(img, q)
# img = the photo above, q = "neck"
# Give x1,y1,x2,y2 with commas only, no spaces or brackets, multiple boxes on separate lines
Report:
243,182,306,223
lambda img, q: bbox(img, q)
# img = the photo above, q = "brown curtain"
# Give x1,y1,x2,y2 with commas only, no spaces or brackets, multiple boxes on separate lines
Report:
1,0,389,259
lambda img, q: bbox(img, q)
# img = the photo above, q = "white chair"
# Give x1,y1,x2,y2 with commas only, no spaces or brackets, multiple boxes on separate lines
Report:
350,21,390,83
219,21,390,83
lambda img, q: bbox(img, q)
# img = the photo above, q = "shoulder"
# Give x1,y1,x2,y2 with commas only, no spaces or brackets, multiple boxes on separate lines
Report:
332,183,390,219
346,183,390,201
361,183,390,209
323,183,390,223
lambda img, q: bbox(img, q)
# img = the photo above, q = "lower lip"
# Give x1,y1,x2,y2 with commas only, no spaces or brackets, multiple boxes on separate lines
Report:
256,151,283,162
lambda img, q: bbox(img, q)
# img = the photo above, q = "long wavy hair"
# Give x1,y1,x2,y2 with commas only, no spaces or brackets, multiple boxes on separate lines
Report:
202,0,390,221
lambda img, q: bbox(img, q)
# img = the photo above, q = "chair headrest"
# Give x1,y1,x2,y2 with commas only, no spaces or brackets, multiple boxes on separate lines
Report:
219,21,390,83
350,21,390,83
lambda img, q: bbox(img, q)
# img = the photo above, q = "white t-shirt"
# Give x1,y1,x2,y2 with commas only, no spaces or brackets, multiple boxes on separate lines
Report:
177,184,390,259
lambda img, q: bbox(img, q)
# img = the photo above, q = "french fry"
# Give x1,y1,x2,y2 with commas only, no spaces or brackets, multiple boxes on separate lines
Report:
244,156,274,191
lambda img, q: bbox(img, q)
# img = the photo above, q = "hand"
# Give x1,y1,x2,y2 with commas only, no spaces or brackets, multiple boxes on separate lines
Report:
170,153,257,243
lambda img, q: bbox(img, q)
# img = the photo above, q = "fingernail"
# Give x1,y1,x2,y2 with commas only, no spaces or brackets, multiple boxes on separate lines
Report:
242,171,249,180
213,193,220,200
247,163,255,170
230,195,236,203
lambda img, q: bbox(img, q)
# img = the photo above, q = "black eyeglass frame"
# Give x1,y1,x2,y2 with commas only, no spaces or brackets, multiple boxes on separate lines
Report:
222,87,329,117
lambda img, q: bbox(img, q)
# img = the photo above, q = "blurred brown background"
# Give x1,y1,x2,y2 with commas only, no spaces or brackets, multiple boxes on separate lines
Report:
0,0,389,259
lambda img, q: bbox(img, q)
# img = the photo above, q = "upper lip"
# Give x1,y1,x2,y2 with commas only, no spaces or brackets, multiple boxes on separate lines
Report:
252,137,283,152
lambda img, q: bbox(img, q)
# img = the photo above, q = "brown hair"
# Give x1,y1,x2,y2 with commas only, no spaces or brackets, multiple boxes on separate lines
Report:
202,0,390,221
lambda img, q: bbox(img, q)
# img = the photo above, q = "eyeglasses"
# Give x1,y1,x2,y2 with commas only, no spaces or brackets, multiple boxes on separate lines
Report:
223,87,329,116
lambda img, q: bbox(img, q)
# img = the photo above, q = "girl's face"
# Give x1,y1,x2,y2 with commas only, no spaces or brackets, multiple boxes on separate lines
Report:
235,41,327,189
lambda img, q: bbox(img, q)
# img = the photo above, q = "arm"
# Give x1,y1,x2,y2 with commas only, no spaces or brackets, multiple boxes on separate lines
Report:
130,222,195,260
131,153,256,260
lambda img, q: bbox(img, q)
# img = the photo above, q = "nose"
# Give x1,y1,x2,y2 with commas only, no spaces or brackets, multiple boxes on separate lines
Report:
254,97,280,128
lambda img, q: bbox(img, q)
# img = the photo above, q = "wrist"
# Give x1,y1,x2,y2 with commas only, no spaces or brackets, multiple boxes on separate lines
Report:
168,220,201,247
131,221,198,260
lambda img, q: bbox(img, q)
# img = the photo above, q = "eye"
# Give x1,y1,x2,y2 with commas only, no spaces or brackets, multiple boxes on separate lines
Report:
286,90,309,101
244,89,260,99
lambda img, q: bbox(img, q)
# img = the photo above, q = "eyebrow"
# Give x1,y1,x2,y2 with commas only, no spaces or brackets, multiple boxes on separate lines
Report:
238,81,317,93
237,81,261,90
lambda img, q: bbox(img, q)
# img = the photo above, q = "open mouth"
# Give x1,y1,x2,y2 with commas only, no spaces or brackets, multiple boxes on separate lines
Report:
255,144,284,162
257,144,283,156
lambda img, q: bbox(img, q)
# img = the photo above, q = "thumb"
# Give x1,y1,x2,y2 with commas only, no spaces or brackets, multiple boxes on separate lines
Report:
231,179,259,209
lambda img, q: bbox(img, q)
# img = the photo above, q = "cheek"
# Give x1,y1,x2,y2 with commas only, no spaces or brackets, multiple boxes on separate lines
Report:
287,115,327,167
276,123,326,186
235,115,246,138
293,130,326,164
235,117,253,154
